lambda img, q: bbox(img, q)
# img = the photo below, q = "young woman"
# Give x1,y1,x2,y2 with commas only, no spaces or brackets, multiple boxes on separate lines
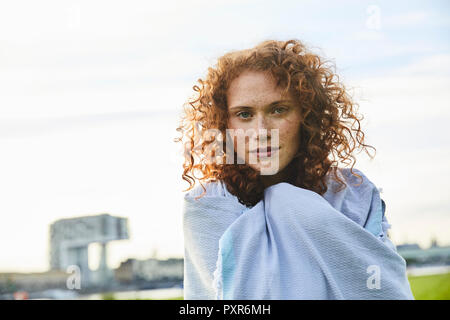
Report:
175,39,414,300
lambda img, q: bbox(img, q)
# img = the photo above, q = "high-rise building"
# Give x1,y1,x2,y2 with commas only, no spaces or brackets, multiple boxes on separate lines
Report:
49,213,129,287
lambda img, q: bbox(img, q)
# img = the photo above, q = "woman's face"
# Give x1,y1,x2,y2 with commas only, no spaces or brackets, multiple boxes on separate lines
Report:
226,69,303,176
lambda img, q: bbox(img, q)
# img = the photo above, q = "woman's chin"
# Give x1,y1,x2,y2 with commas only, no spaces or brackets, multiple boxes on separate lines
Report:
247,162,280,176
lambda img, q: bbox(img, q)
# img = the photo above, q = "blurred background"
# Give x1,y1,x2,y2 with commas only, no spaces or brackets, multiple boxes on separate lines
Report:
0,0,449,300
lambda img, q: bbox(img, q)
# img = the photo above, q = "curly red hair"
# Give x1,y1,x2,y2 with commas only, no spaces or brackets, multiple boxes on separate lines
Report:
175,39,376,207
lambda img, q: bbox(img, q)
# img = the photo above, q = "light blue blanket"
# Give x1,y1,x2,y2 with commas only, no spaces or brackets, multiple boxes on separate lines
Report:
182,168,414,299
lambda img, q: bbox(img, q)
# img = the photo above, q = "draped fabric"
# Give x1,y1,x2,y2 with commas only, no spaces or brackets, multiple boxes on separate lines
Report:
182,168,414,300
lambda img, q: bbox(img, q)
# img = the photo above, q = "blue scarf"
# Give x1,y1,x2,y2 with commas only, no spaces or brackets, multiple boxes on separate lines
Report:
182,168,414,299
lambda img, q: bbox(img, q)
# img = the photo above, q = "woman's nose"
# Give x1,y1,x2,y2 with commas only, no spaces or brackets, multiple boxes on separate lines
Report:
255,114,268,130
253,114,271,142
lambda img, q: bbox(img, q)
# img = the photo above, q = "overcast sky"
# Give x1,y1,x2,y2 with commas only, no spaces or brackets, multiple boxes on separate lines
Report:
0,0,449,272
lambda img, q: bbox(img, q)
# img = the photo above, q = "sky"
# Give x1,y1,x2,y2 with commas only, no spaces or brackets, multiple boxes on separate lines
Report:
0,0,449,272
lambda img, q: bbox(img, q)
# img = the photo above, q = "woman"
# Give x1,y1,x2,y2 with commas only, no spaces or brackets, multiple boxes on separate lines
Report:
175,39,414,300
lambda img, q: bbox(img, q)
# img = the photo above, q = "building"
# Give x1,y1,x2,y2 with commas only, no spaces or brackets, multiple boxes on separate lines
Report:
49,213,129,287
397,241,450,266
114,257,183,284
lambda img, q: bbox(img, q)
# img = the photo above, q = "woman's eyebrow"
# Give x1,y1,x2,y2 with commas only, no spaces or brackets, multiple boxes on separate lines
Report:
229,100,292,111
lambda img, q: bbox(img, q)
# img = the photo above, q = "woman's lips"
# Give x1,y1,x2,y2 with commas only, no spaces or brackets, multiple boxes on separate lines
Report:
250,146,280,158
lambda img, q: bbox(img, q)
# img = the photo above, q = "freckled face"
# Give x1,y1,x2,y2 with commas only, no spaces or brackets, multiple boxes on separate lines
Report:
226,70,303,174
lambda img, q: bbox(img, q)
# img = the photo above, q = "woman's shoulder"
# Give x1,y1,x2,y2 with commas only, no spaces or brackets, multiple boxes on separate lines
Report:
326,167,374,191
323,167,386,231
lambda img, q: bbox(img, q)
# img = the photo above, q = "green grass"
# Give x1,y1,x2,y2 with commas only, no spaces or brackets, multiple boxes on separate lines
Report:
101,292,116,300
408,272,450,300
134,296,184,300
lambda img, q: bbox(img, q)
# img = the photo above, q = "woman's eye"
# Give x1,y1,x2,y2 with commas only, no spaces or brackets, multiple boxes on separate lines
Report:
273,107,287,114
237,111,252,119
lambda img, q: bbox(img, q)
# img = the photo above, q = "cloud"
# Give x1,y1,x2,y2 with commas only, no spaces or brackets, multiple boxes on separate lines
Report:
346,53,450,127
0,110,177,139
383,11,431,28
394,54,450,76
